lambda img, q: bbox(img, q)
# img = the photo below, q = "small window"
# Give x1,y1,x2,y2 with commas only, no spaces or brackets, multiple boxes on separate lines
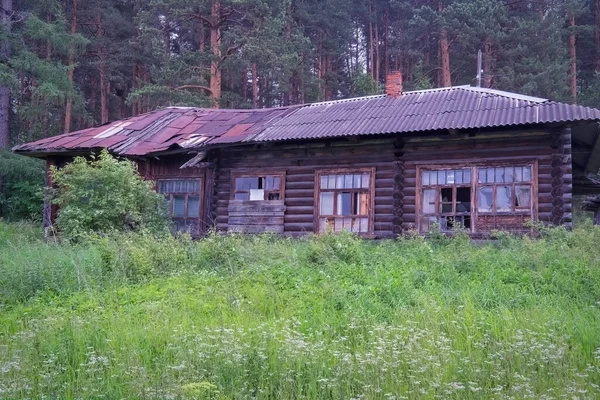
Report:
232,172,285,201
157,178,202,235
316,169,374,235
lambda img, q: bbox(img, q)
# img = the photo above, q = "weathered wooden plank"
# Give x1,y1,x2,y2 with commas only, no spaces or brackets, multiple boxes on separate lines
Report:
228,216,284,225
228,225,284,234
228,200,286,213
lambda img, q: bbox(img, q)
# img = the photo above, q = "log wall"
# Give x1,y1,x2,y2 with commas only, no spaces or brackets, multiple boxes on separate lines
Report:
137,129,572,238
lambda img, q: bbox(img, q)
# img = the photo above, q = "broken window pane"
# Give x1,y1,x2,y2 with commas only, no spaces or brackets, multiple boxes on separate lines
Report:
173,196,185,217
496,186,511,212
337,192,352,215
456,187,471,213
440,188,453,213
267,192,280,200
422,189,436,214
188,196,200,218
478,187,494,212
515,185,531,208
320,192,334,215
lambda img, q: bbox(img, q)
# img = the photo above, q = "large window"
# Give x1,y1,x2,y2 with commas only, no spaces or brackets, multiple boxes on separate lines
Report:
418,164,535,234
232,172,285,201
420,168,472,232
477,166,532,213
316,169,374,234
158,178,202,234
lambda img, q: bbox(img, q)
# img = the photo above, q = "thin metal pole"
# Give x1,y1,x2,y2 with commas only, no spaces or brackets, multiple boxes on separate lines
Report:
476,49,482,88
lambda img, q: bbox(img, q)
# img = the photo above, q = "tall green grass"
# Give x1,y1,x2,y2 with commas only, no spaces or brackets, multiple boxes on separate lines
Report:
1,222,600,398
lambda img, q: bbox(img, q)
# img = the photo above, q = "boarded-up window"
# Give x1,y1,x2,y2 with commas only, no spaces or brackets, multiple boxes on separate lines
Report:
232,173,285,201
316,169,374,235
158,178,202,236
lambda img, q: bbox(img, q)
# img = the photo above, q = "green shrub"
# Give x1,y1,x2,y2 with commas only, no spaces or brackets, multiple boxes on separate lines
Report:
51,150,170,240
0,150,44,221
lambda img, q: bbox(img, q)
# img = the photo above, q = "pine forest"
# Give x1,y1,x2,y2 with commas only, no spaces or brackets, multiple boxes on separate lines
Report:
0,0,599,147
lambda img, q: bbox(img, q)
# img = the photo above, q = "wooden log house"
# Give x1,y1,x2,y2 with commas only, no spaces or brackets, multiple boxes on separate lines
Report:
13,73,600,238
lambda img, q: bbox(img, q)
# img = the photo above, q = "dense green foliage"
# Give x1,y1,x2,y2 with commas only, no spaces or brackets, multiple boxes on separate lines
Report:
1,222,600,398
0,0,599,148
0,150,44,221
50,150,170,240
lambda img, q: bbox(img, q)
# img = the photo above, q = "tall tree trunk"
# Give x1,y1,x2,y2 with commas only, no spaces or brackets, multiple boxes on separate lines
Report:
438,1,451,87
209,0,222,107
242,68,248,103
595,0,600,71
97,16,109,124
64,0,77,133
252,63,258,108
483,35,492,88
0,0,12,148
384,9,389,80
368,4,374,79
569,13,577,103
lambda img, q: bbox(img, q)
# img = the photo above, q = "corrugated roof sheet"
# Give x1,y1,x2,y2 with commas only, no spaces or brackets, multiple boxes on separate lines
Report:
13,106,295,156
250,86,600,142
13,86,600,156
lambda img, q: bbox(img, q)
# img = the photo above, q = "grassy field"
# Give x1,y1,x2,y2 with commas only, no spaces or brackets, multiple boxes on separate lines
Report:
1,223,600,399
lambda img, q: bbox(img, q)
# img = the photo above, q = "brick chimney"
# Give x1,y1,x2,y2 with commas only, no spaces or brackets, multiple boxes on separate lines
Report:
385,71,403,98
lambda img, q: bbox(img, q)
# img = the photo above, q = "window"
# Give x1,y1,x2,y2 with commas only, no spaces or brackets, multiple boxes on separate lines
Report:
232,173,285,201
417,163,536,234
316,169,374,234
420,168,472,233
477,166,533,213
158,178,202,234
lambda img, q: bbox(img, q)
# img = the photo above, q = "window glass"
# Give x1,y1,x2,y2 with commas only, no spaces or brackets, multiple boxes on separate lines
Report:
158,179,200,193
478,187,494,212
320,192,334,215
187,196,200,218
422,189,436,214
523,166,532,182
320,176,328,189
337,192,352,215
515,186,531,208
173,196,185,217
235,192,249,200
504,167,514,183
496,186,512,212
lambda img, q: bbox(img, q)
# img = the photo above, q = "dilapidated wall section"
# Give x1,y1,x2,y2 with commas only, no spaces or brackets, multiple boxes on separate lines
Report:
213,139,398,238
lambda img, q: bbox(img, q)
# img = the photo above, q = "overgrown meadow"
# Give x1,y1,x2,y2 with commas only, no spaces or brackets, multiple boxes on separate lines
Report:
1,222,600,399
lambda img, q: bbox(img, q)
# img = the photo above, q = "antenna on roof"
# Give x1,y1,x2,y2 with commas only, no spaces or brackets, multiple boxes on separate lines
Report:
476,50,482,88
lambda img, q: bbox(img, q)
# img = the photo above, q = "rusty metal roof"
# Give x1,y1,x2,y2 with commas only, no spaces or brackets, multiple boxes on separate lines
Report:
13,106,296,156
13,86,600,156
250,86,600,142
